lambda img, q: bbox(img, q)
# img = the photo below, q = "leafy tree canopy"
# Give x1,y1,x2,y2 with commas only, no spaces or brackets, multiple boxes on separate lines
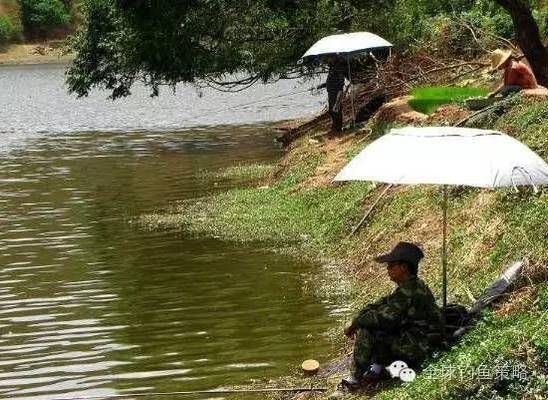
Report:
67,0,546,98
67,0,348,98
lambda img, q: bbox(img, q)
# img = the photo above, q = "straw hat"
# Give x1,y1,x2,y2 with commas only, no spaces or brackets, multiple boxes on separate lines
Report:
490,49,512,71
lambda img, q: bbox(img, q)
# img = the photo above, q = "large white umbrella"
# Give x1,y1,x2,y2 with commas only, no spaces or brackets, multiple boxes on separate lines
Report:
301,32,393,126
300,32,393,61
334,126,548,307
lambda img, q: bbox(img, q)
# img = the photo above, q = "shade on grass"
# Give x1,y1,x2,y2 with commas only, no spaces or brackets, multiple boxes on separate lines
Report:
409,86,490,114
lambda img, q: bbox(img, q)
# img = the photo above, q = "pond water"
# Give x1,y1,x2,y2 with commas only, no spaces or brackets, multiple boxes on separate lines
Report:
0,64,345,399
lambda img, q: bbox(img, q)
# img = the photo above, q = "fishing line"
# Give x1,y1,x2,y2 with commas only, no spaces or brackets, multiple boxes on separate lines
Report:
182,87,320,124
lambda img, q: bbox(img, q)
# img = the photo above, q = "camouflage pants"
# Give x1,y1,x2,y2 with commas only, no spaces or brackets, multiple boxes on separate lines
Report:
352,328,431,375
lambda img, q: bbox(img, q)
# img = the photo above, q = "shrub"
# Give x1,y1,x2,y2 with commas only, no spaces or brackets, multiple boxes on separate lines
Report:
20,0,70,38
350,0,525,57
532,6,548,37
418,1,514,58
0,15,16,45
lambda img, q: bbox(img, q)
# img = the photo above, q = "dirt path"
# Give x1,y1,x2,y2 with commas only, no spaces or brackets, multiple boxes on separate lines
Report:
0,43,73,65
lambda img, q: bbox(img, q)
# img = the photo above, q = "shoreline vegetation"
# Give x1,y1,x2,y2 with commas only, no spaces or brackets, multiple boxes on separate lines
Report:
0,42,73,65
139,89,548,398
0,0,78,65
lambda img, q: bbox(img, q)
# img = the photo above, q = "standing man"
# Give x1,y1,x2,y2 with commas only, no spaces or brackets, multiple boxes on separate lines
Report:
318,55,349,134
488,49,538,98
342,242,444,388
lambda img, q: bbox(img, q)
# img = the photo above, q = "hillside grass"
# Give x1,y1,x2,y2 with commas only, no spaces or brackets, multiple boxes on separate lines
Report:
139,96,548,399
141,163,374,247
197,163,277,186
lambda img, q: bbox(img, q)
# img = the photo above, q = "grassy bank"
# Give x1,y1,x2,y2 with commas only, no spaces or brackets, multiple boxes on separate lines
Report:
140,96,548,399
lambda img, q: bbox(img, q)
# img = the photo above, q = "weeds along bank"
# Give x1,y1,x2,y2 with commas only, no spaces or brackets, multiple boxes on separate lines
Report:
140,95,547,399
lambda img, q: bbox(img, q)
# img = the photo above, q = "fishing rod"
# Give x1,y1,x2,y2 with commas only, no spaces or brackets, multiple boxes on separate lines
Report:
46,387,328,400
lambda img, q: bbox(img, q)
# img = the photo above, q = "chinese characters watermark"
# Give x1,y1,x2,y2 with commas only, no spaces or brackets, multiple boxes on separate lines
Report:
422,361,529,381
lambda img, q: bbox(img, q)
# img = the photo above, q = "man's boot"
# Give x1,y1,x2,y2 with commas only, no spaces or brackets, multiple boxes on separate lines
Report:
341,363,387,389
361,363,387,384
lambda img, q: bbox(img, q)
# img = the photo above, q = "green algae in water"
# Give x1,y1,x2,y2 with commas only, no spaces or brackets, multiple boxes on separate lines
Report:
409,86,490,114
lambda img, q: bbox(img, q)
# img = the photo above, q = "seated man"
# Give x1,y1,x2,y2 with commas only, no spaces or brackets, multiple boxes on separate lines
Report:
342,242,443,387
488,49,538,98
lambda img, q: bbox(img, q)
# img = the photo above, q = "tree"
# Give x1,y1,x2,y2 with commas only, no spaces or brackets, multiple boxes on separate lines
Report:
20,0,71,38
67,0,346,98
67,0,547,98
493,0,548,86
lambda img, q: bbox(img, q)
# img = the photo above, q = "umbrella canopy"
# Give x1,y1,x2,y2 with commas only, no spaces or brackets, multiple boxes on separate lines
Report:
301,32,393,61
334,126,548,188
334,126,548,309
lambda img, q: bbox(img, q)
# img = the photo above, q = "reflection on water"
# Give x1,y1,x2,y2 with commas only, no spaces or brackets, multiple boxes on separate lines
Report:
0,64,324,153
0,126,345,399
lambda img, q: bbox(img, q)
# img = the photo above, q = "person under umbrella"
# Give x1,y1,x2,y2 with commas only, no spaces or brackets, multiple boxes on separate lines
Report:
301,32,393,134
334,126,548,387
342,242,443,388
317,55,349,135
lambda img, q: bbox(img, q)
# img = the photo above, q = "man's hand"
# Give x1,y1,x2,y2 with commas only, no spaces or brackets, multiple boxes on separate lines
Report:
344,325,356,338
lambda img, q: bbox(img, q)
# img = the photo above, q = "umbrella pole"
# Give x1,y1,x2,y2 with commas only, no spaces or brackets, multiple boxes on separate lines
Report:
347,56,355,127
442,185,448,310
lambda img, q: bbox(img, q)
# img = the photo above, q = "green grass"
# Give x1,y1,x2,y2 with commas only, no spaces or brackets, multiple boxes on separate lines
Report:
494,97,548,159
142,160,375,251
197,163,276,183
489,191,548,268
409,86,490,114
367,97,548,399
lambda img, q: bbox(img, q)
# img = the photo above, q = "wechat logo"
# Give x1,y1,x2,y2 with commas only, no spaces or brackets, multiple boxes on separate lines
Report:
386,360,416,383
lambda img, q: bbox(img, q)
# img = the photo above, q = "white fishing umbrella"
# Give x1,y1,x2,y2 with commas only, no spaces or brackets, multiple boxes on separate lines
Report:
334,126,548,307
300,32,393,61
301,32,393,126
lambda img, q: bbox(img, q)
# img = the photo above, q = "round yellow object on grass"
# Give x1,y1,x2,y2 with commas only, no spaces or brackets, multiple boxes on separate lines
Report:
301,359,320,374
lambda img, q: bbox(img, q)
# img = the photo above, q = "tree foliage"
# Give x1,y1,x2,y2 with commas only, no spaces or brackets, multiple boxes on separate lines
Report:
67,0,547,98
493,0,548,86
67,0,345,98
0,15,15,44
20,0,71,37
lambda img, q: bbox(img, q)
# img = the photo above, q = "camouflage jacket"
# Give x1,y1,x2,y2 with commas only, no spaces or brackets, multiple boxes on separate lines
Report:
351,276,443,341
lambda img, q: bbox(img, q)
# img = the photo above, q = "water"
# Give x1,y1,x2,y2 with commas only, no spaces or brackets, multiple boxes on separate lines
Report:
0,64,325,152
0,65,344,399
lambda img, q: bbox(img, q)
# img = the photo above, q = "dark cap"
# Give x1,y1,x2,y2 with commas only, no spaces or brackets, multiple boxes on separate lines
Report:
374,242,424,271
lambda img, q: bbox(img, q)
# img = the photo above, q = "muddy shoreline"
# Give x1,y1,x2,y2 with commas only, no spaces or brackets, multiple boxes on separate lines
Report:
0,43,73,66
